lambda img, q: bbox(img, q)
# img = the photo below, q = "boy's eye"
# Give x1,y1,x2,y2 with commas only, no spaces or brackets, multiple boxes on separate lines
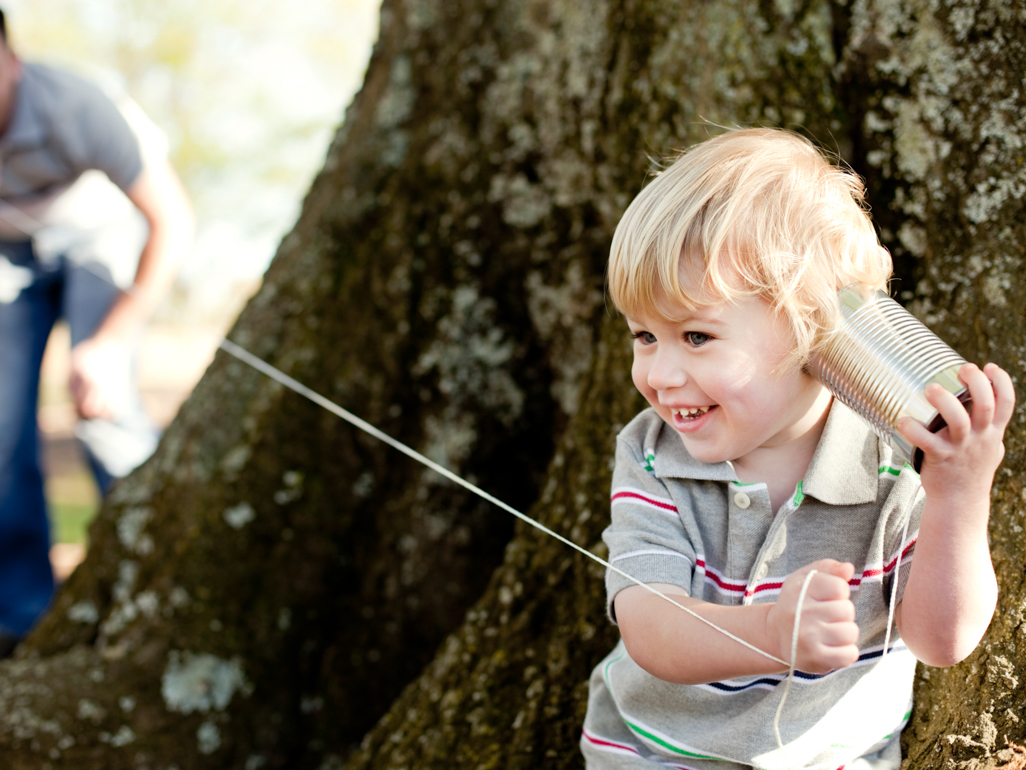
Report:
684,331,711,346
631,331,657,345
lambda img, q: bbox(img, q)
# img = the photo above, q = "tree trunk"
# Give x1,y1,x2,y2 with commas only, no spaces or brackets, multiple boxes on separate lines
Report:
1,0,1023,768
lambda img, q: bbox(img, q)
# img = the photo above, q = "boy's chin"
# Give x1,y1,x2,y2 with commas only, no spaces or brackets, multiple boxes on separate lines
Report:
667,427,732,465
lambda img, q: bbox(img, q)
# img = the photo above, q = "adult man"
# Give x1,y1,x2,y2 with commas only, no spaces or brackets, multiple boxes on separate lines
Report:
0,9,194,653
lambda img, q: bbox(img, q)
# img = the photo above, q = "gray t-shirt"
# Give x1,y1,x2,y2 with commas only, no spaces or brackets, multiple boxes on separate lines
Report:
582,402,923,770
0,62,162,286
0,61,143,200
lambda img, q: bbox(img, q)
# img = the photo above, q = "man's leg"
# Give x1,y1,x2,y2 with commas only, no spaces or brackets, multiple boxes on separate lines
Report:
0,241,59,638
63,258,159,494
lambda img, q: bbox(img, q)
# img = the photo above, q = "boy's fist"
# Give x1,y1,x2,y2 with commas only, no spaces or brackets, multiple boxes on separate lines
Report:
767,559,859,674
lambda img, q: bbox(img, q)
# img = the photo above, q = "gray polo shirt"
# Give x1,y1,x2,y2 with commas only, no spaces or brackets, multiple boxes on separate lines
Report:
582,402,922,770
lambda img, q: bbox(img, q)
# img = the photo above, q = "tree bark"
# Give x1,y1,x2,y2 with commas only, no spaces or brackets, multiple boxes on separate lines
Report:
1,0,1023,768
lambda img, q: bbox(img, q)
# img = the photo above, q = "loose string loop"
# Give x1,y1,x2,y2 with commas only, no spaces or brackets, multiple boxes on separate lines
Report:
883,493,916,661
773,568,817,750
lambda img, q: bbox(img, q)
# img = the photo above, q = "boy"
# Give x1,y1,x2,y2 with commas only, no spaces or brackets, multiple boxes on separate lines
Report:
580,128,1014,770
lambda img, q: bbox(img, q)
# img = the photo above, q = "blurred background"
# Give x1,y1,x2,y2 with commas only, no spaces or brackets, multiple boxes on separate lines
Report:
3,0,382,577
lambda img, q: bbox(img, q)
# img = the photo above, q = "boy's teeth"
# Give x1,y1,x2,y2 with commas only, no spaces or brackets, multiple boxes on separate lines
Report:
673,407,709,417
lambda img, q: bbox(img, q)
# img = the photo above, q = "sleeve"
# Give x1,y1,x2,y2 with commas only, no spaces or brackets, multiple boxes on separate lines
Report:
51,75,145,191
603,433,696,623
880,467,925,607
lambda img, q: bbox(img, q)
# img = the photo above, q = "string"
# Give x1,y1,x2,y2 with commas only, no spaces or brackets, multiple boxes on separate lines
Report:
205,338,935,753
882,490,916,660
773,569,817,749
218,338,790,667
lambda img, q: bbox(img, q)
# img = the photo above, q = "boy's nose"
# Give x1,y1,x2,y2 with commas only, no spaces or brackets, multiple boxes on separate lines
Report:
647,352,687,391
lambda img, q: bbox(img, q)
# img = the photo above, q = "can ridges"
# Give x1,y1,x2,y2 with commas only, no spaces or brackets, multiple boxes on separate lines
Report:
809,287,968,469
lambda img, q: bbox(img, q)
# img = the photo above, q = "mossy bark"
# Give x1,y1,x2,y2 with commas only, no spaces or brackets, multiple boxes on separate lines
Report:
1,0,1023,768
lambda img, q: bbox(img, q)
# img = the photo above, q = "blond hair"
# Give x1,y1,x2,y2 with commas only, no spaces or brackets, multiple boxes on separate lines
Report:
608,128,892,368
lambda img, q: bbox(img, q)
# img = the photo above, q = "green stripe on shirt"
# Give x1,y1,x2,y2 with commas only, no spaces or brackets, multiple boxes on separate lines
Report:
624,720,725,761
791,480,804,507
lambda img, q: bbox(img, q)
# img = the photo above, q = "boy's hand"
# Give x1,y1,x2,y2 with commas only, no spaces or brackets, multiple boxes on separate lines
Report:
766,559,859,674
899,363,1015,503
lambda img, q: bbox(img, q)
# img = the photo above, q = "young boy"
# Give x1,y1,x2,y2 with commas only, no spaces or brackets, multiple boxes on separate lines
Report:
581,128,1014,770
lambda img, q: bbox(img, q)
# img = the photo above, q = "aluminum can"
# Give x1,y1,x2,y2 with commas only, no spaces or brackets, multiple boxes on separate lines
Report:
807,285,970,471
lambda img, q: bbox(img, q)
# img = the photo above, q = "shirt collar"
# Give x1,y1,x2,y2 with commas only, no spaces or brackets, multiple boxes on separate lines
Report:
648,400,880,504
802,400,880,505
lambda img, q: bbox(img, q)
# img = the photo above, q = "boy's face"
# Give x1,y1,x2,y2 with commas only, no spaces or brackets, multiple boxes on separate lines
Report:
626,295,827,468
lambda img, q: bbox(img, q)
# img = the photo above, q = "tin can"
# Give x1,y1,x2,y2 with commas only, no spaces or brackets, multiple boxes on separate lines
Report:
807,285,970,472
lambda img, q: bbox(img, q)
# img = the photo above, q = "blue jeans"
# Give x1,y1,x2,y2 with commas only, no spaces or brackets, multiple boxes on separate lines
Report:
0,240,159,636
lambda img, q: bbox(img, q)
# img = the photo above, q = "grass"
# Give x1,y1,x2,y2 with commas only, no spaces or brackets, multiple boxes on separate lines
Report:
49,501,98,545
46,469,99,545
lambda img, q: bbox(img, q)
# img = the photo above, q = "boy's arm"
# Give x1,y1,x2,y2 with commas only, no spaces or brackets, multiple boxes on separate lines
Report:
895,363,1015,667
615,560,860,684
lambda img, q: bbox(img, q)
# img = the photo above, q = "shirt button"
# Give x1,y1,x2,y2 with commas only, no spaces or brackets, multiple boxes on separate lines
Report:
733,492,751,509
755,563,769,580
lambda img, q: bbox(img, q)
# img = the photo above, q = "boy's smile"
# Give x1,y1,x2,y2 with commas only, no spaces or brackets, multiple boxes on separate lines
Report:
627,295,831,479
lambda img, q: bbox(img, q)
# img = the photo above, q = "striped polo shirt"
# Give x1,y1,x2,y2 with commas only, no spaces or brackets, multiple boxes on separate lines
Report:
582,401,922,770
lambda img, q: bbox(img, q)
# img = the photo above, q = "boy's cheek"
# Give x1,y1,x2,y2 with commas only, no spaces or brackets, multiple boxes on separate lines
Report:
632,378,661,411
631,363,651,400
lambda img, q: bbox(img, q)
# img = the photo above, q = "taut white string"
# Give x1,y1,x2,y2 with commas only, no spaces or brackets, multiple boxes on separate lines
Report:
218,338,790,668
773,568,817,749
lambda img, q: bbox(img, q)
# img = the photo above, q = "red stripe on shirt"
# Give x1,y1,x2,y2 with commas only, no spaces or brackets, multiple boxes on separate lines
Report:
743,537,918,596
744,581,785,597
635,538,917,600
696,559,748,594
883,538,917,574
581,728,641,755
851,537,918,586
582,730,700,770
610,490,678,513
